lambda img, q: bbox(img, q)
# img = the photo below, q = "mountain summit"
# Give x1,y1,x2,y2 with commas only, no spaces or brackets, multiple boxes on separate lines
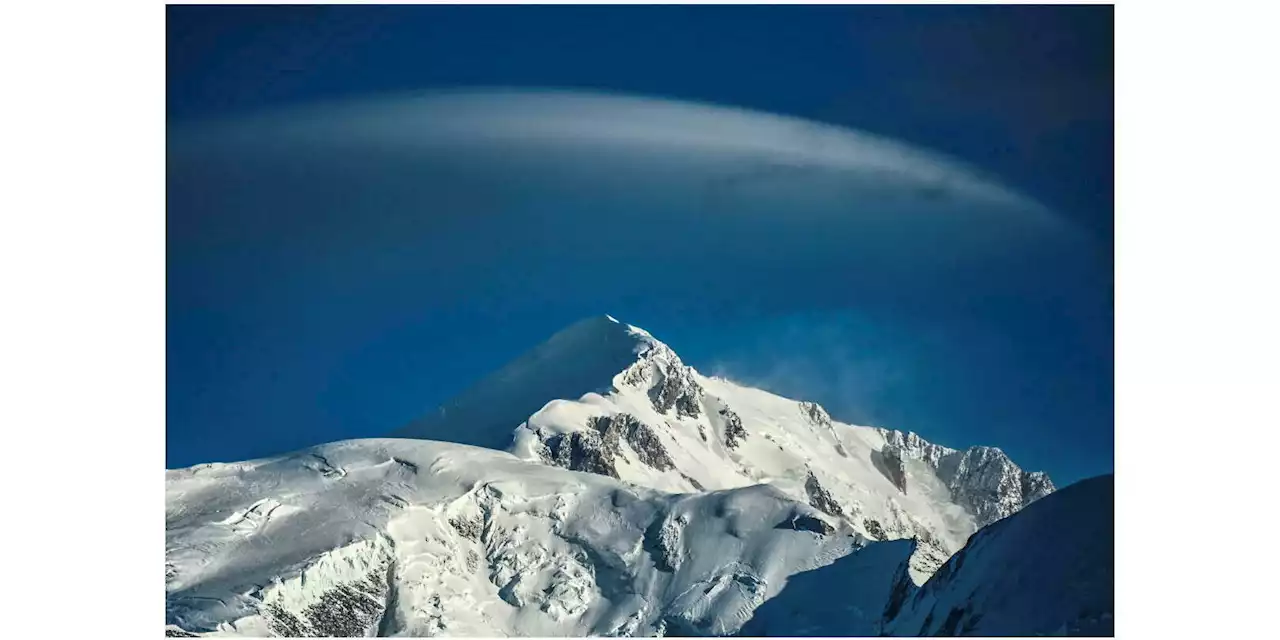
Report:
394,315,658,449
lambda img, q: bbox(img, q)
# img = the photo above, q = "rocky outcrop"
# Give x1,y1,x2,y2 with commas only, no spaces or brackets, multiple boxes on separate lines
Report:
649,362,703,418
536,413,677,480
804,471,844,517
719,406,748,450
879,429,1055,528
540,429,621,479
263,567,388,637
798,401,832,429
589,413,676,472
618,340,705,419
879,429,953,468
799,401,849,457
939,446,1056,528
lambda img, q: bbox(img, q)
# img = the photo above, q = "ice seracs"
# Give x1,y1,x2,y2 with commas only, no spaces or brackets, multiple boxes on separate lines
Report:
166,439,864,637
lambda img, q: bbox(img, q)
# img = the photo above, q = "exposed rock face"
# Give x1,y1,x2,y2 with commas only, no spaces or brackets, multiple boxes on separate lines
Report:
618,339,705,419
880,429,1055,528
863,518,887,541
649,362,703,418
536,413,677,479
799,401,849,457
804,471,844,517
940,446,1056,527
719,406,748,450
798,401,832,429
879,429,952,467
1021,470,1055,503
540,429,621,479
264,568,388,637
590,413,676,472
644,513,686,573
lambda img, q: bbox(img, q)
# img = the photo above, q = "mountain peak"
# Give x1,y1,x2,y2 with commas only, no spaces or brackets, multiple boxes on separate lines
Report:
545,314,660,349
393,315,673,448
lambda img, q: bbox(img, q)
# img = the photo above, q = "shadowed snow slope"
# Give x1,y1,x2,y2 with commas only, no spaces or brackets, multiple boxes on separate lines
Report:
738,538,918,636
166,439,864,637
884,474,1114,636
396,316,1053,583
393,316,652,450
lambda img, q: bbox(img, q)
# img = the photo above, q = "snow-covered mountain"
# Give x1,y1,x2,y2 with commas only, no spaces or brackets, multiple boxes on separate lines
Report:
396,315,1053,582
165,315,1105,637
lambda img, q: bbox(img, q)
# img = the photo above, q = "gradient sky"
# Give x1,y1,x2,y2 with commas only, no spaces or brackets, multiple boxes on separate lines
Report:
167,5,1113,485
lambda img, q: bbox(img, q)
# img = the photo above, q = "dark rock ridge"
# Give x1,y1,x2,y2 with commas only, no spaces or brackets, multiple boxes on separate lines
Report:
879,429,1056,528
803,470,844,517
540,429,620,478
617,338,705,419
719,406,748,450
863,517,887,540
647,360,703,418
643,512,686,573
536,413,677,479
798,401,832,429
798,400,849,457
264,566,389,637
596,414,677,471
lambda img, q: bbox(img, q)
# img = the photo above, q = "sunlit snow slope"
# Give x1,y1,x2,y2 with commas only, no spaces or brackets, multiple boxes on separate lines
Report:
166,439,866,637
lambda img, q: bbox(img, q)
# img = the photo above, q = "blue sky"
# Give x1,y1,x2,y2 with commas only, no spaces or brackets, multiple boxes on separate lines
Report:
167,5,1113,485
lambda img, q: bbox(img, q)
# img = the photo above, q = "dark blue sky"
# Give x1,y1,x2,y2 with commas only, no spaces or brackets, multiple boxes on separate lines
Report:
167,5,1112,484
